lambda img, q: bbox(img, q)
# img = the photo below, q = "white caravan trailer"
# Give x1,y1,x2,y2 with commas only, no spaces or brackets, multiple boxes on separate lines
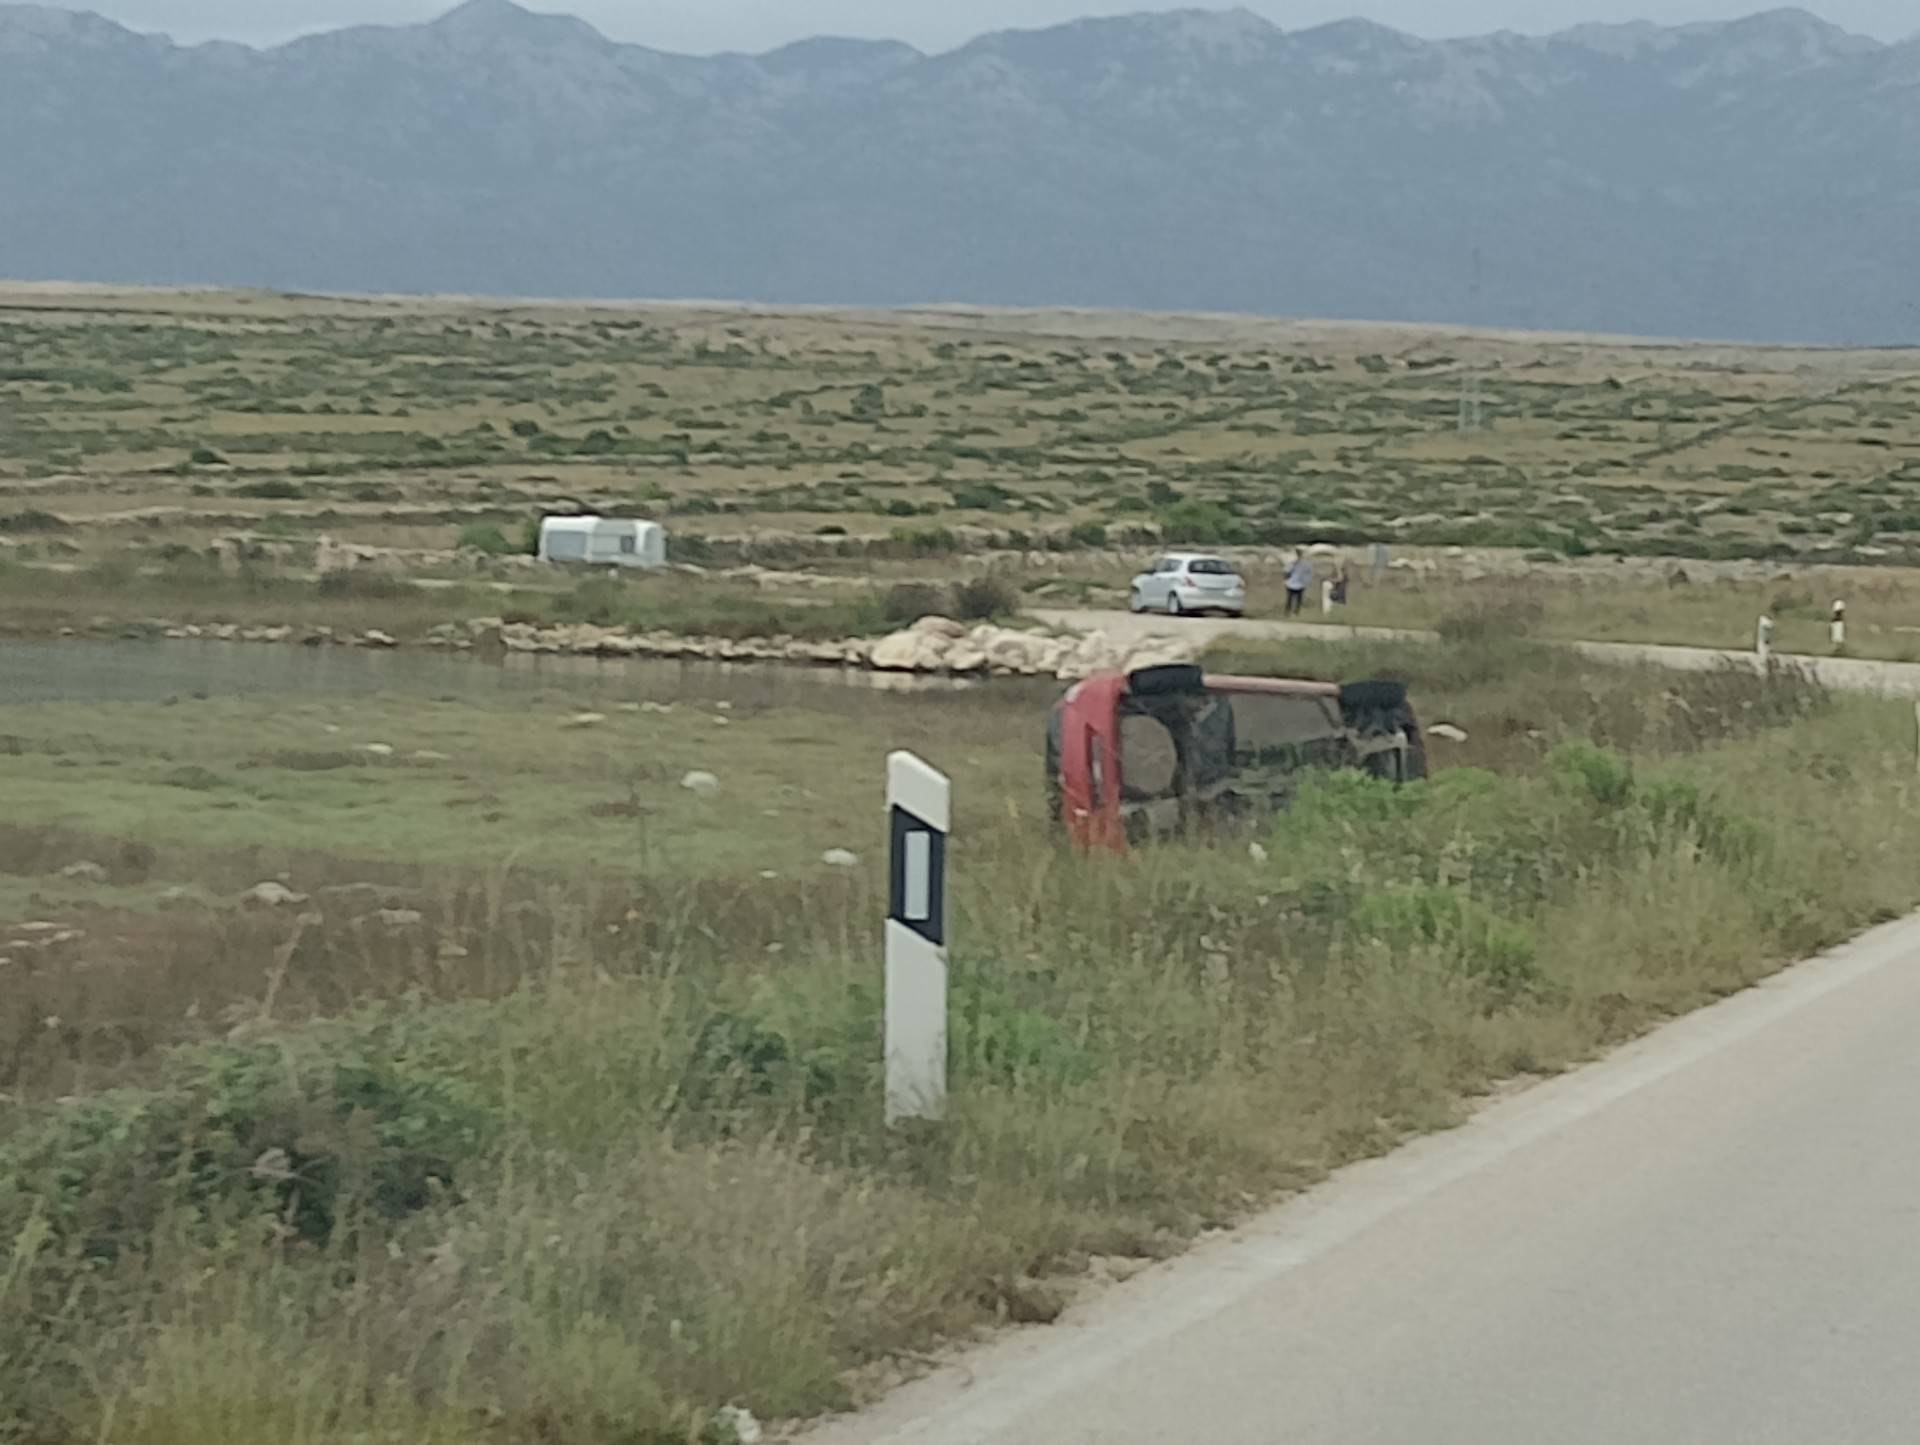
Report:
537,515,668,569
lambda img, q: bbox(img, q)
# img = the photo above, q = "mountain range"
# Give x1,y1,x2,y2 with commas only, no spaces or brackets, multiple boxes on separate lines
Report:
3,1,1918,342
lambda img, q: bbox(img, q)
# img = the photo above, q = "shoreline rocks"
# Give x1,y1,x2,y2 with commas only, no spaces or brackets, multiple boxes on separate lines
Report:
31,611,1190,682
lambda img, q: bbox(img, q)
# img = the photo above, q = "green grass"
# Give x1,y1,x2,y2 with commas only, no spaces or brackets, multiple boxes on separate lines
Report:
6,634,1920,1442
0,686,1033,877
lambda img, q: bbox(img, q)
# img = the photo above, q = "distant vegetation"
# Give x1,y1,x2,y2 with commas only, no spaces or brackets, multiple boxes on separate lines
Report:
2,290,1918,577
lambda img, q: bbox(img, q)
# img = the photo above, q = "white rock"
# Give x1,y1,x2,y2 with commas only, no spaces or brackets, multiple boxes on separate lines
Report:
362,743,395,758
944,643,990,673
374,908,425,928
242,881,308,907
715,1405,763,1445
1428,723,1470,743
361,629,398,648
1248,842,1270,864
409,750,451,764
681,770,721,796
909,615,969,641
563,712,608,729
59,861,108,883
1058,630,1123,680
821,849,860,868
871,629,953,672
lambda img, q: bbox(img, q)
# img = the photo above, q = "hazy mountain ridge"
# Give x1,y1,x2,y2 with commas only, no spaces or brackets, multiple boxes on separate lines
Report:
3,1,1917,341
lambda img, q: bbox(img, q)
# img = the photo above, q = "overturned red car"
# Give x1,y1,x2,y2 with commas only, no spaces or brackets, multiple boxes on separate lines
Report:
1045,664,1426,851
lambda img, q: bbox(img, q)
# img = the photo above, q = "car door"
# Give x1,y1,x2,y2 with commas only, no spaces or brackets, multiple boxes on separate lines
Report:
1137,557,1168,609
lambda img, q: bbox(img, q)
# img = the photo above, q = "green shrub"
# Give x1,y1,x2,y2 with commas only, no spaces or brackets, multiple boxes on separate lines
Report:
891,526,960,557
950,575,1019,622
949,482,1014,512
457,522,513,555
1158,499,1247,545
950,967,1096,1091
1068,520,1109,548
315,568,414,600
1549,740,1634,808
1347,883,1541,997
883,583,945,625
1,1015,501,1255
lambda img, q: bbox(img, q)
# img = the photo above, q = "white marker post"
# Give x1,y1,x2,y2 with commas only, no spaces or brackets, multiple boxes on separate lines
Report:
1832,600,1847,653
886,751,950,1124
1320,579,1334,616
1757,614,1774,669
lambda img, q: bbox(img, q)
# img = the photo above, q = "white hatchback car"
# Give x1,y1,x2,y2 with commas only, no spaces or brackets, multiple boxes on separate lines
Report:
1129,552,1248,617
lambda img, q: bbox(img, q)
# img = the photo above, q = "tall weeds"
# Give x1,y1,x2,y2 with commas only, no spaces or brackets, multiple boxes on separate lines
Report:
2,652,1916,1444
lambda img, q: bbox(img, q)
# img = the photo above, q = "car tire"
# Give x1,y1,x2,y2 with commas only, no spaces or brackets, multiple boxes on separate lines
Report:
1129,589,1146,614
1165,593,1184,617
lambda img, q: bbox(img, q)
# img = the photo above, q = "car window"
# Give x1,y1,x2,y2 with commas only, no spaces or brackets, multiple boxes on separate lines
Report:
1155,558,1177,574
1188,559,1233,576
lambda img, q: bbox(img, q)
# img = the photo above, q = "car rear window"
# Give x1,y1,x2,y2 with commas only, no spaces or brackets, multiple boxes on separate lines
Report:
1188,559,1235,575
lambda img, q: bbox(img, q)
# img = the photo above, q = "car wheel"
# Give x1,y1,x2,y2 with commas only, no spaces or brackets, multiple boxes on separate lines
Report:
1129,589,1146,614
1166,593,1184,617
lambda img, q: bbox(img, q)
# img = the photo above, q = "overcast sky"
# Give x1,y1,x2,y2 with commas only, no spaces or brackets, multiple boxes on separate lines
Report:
43,0,1920,54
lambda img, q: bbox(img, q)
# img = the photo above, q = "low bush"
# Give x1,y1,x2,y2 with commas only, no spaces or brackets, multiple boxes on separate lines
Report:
233,478,305,500
0,509,70,533
950,575,1020,622
883,582,945,625
456,522,513,555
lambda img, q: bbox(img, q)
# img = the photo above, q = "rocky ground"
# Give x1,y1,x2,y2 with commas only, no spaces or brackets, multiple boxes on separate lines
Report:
45,609,1197,682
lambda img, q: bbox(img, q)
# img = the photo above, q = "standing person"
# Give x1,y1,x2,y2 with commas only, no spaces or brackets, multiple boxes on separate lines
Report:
1284,551,1313,616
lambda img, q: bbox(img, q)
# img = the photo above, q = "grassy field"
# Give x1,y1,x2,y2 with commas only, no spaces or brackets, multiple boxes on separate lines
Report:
5,285,1920,572
1097,559,1920,663
8,285,1920,1442
6,627,1920,1443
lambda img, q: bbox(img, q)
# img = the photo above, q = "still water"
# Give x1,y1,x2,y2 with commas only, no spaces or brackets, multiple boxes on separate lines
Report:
0,639,1053,714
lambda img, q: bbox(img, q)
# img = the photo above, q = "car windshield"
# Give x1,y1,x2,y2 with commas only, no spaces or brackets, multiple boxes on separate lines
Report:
1188,559,1234,575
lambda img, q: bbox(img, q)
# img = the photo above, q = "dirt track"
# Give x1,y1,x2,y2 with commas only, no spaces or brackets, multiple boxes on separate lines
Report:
1033,608,1920,698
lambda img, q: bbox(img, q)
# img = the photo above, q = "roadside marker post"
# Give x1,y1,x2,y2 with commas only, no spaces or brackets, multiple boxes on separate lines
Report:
886,751,950,1124
1832,600,1847,653
1757,614,1774,669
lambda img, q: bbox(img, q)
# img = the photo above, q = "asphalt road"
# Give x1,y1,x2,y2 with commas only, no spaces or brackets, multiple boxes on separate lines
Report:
810,915,1920,1445
1032,607,1920,697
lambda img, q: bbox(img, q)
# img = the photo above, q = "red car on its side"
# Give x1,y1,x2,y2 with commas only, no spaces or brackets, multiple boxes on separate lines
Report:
1045,664,1426,851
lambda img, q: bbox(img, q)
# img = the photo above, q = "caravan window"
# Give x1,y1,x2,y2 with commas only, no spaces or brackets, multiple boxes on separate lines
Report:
619,534,636,554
